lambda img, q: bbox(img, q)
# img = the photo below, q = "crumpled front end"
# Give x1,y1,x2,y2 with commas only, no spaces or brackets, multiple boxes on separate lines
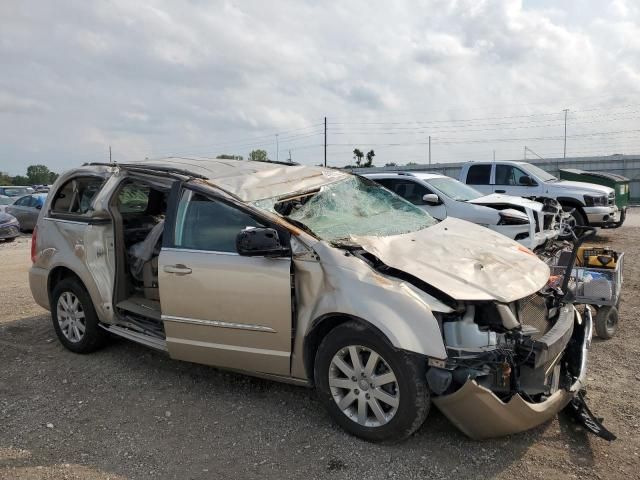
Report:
428,299,593,439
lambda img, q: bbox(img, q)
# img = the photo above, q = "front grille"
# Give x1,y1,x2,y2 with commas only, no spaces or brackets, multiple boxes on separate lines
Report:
517,294,550,340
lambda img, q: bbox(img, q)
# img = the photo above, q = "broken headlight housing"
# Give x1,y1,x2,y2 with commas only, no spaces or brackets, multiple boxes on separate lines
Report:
497,210,529,225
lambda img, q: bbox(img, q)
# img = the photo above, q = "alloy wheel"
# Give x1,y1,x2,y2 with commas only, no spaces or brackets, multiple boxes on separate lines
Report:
328,345,399,427
56,291,86,343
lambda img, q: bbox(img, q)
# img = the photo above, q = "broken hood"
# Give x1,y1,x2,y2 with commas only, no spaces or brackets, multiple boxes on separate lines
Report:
351,217,550,303
468,193,542,211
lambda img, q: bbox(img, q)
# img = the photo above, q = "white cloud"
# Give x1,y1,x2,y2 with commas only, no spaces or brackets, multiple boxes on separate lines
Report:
0,0,639,173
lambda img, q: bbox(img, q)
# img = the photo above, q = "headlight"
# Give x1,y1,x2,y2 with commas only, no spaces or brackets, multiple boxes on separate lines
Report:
583,194,607,206
498,210,529,225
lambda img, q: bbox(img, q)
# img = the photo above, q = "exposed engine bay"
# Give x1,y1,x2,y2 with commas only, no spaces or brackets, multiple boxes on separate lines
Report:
430,290,575,401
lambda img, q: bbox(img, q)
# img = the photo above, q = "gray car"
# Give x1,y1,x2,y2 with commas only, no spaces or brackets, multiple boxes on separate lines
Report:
0,212,20,241
6,193,47,231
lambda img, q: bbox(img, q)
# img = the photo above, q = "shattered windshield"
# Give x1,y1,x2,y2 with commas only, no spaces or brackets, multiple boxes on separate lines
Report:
426,177,483,201
254,176,437,242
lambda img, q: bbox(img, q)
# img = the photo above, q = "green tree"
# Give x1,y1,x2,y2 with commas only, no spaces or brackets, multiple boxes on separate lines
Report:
248,149,268,161
385,162,397,167
216,154,243,160
406,162,419,166
0,172,12,185
48,171,59,184
26,164,51,185
353,148,364,167
12,175,29,185
364,149,375,167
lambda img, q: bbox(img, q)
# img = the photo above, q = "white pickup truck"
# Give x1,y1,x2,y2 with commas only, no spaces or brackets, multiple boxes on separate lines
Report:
458,161,618,230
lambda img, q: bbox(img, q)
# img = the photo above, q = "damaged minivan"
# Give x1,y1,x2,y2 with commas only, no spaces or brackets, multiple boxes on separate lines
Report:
30,158,601,441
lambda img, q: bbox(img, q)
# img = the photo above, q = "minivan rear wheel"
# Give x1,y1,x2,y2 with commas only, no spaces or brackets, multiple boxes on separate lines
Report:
314,321,430,442
51,278,108,353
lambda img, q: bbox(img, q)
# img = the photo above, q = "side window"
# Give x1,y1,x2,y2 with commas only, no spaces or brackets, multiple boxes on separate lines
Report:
28,196,41,208
174,191,263,252
118,184,150,213
466,165,491,185
14,195,31,207
373,178,395,190
495,165,530,186
51,177,104,215
384,179,430,205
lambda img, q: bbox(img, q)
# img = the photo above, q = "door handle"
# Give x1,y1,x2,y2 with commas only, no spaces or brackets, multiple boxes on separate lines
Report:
495,189,506,193
163,264,192,275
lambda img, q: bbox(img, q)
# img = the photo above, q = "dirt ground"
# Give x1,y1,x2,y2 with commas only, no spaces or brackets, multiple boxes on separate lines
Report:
1,215,639,480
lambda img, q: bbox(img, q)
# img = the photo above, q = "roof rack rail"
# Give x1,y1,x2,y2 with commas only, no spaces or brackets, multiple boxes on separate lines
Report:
251,159,300,166
83,162,208,179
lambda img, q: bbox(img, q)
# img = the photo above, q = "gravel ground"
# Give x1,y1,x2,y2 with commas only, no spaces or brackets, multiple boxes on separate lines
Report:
1,217,639,480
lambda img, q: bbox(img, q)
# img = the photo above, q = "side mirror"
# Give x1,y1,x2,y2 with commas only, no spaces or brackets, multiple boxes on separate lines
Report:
236,227,289,257
35,204,42,210
422,193,441,205
519,175,536,186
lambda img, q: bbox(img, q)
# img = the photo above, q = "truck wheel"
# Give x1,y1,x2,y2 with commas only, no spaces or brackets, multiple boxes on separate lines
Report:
314,321,430,442
594,306,618,340
51,278,108,353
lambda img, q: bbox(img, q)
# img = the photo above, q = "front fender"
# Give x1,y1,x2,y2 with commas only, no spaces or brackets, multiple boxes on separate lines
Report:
291,241,448,379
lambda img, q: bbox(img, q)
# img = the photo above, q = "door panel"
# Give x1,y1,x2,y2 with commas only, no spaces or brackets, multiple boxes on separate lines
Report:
494,165,542,197
159,189,293,376
160,248,292,375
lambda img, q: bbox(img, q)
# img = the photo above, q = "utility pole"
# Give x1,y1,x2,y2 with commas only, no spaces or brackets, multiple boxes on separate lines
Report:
524,145,527,160
493,150,496,162
324,116,327,167
276,134,279,162
109,145,112,163
288,150,292,163
428,136,431,166
563,109,569,159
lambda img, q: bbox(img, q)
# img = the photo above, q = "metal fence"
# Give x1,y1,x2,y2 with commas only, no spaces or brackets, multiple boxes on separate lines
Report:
351,154,640,202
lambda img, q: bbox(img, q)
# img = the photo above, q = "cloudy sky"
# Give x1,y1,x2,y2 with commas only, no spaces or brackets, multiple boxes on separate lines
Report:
1,0,640,175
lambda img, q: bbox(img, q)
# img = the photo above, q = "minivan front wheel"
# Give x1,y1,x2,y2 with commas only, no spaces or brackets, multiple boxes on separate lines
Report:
314,322,430,442
51,278,108,353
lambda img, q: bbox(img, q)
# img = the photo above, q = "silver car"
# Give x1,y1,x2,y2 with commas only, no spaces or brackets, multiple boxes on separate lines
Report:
29,159,599,441
6,192,47,231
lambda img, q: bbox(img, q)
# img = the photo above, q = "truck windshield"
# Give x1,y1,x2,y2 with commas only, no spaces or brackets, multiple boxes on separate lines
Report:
522,163,557,182
255,176,437,242
427,177,483,201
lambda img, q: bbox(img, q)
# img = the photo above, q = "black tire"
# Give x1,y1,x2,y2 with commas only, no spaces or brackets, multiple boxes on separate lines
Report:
50,277,108,353
314,321,430,442
594,306,618,340
559,206,587,239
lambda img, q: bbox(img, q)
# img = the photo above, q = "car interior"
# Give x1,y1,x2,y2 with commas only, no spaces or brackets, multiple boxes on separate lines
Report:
110,177,172,337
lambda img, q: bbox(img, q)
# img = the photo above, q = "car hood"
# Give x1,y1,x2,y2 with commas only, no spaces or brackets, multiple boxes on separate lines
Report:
468,193,542,211
352,217,549,303
553,180,613,195
0,212,17,224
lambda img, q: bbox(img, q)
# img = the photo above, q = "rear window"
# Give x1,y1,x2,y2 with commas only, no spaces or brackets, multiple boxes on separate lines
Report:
51,177,104,215
466,165,491,185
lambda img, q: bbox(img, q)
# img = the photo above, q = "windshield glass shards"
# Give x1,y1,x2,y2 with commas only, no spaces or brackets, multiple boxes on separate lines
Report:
254,176,437,242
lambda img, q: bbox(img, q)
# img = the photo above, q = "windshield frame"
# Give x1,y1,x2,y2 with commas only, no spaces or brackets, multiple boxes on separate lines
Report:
521,163,557,182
